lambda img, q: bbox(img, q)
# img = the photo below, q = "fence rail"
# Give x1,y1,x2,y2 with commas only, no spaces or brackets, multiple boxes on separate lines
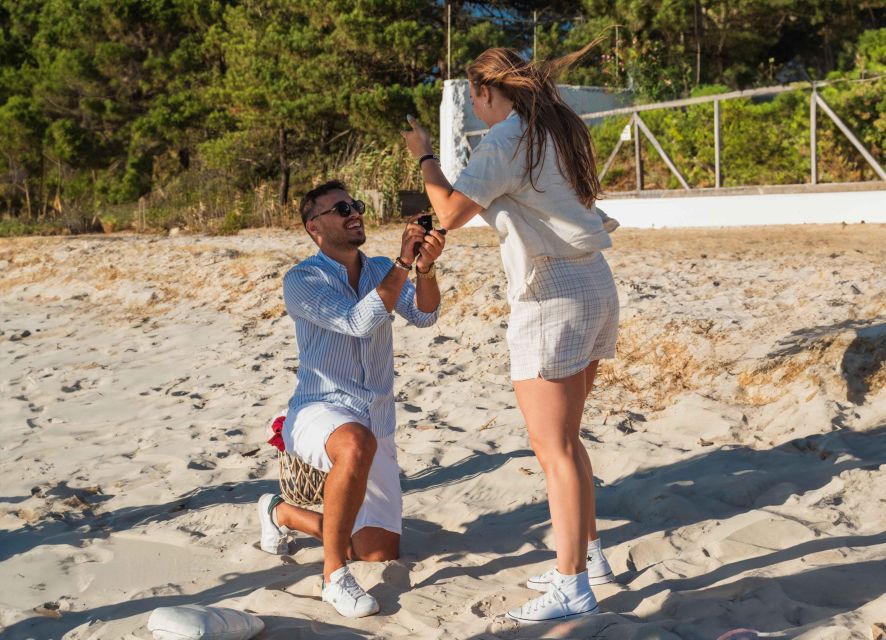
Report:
464,76,886,193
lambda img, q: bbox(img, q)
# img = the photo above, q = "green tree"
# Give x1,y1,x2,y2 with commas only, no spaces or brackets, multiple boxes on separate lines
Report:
207,0,442,204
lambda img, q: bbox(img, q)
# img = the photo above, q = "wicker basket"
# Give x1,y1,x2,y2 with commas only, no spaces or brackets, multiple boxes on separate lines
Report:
278,449,327,507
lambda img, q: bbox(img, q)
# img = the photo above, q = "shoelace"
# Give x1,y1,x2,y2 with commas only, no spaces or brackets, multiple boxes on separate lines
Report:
338,572,368,600
524,585,566,613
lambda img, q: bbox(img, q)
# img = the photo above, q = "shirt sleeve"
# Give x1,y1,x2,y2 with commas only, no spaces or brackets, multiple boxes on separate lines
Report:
452,138,523,209
393,273,440,328
283,266,390,338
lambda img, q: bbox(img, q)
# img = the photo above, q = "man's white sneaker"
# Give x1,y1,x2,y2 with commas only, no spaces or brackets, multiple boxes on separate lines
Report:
257,493,289,555
322,566,380,618
507,583,599,623
526,542,615,591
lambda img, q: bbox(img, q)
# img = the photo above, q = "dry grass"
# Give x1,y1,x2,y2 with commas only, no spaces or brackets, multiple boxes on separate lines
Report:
611,223,886,262
735,331,856,405
596,318,716,411
0,264,55,293
478,302,509,321
3,224,884,415
868,361,886,394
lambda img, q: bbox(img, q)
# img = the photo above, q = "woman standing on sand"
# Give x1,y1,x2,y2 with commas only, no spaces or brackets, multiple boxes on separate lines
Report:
401,45,619,623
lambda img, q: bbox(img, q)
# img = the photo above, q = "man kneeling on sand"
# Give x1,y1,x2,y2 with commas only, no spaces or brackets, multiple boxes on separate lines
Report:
257,180,445,618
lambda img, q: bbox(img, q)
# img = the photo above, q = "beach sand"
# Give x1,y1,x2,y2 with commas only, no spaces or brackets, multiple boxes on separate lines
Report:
1,223,884,639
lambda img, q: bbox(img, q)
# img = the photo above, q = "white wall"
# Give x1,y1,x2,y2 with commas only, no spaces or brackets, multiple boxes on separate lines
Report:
599,190,886,228
439,79,885,228
440,79,629,183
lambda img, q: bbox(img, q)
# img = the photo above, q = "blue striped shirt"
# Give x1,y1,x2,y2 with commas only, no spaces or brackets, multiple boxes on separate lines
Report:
282,250,439,438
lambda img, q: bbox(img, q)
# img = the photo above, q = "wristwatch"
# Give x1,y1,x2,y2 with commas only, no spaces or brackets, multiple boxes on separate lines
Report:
416,263,437,279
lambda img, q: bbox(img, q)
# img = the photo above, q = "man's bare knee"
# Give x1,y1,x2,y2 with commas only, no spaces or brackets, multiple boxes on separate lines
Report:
327,423,377,468
358,547,400,562
351,528,400,562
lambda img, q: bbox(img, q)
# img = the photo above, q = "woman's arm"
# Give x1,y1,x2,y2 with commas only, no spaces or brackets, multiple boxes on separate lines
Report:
402,115,484,230
419,160,484,230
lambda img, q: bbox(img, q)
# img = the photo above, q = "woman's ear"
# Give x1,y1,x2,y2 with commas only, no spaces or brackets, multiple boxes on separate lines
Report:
480,84,493,106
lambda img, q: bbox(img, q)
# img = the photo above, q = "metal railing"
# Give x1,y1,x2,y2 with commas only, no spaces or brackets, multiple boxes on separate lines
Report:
464,77,886,193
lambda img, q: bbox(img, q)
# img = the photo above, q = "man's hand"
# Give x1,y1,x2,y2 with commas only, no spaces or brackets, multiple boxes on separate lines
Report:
399,218,426,266
401,115,434,159
416,230,445,272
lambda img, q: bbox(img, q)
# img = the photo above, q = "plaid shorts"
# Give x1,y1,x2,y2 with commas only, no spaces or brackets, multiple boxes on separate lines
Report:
507,251,619,381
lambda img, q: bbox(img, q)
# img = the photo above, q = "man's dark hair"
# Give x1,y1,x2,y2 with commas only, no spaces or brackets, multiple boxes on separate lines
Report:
299,180,348,228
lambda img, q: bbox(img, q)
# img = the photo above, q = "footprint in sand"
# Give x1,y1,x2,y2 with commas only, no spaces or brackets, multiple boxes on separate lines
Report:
61,379,91,393
469,593,510,619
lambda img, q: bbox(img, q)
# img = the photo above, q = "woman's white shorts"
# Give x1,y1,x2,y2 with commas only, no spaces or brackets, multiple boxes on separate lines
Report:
284,402,402,535
507,251,619,381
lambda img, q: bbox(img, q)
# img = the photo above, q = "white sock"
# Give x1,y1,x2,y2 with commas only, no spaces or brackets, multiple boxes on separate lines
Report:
552,569,591,597
270,504,281,529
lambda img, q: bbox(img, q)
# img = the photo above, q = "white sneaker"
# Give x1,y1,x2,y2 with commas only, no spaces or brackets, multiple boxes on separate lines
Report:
526,541,614,591
322,566,380,618
507,583,599,623
257,493,289,554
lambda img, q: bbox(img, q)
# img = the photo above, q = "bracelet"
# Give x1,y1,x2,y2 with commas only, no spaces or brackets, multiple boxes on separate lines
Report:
393,256,413,272
418,153,439,167
416,263,437,280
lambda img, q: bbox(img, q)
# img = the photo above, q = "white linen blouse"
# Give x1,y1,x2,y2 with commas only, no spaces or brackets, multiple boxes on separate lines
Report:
453,110,612,302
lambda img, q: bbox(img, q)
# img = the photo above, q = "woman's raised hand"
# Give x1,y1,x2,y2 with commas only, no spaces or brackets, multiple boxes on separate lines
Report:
401,115,434,159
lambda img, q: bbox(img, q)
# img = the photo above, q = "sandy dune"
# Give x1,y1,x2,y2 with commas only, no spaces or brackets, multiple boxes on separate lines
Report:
1,223,884,639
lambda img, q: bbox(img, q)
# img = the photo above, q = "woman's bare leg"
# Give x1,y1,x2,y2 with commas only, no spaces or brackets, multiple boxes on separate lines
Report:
581,360,600,542
514,370,590,575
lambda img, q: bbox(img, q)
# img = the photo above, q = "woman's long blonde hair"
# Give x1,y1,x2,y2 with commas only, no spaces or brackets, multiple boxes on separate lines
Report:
468,41,603,208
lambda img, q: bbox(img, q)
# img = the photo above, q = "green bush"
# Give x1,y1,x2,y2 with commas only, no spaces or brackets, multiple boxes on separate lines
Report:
592,79,884,191
337,143,423,224
0,216,68,237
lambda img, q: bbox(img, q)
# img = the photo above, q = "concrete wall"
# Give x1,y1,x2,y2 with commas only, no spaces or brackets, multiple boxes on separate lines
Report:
598,190,886,228
439,79,630,182
439,79,885,228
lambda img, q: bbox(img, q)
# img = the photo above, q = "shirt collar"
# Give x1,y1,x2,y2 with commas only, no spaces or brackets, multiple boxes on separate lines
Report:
316,250,366,277
490,109,520,131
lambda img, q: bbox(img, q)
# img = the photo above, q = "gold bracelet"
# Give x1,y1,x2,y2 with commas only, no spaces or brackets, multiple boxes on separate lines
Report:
416,263,437,279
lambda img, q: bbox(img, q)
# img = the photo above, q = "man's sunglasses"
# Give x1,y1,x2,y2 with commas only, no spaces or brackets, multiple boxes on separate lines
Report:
310,199,366,221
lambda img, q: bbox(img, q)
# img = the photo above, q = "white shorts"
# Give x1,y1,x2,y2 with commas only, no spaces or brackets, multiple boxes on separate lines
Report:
507,251,619,381
284,402,402,535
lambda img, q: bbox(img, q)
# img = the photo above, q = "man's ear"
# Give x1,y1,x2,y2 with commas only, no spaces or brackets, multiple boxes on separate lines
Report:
304,212,317,237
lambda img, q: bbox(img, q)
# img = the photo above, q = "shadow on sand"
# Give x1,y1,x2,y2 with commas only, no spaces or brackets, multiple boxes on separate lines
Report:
0,479,278,563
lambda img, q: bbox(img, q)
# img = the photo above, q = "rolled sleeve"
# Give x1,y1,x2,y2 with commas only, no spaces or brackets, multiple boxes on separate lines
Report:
394,277,439,328
283,267,390,338
453,140,520,209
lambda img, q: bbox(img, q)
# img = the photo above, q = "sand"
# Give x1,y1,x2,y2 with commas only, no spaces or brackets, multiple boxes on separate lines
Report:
1,223,884,639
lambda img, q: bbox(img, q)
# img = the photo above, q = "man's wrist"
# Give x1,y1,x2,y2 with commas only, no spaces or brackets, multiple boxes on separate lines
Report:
416,263,437,279
393,256,413,271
